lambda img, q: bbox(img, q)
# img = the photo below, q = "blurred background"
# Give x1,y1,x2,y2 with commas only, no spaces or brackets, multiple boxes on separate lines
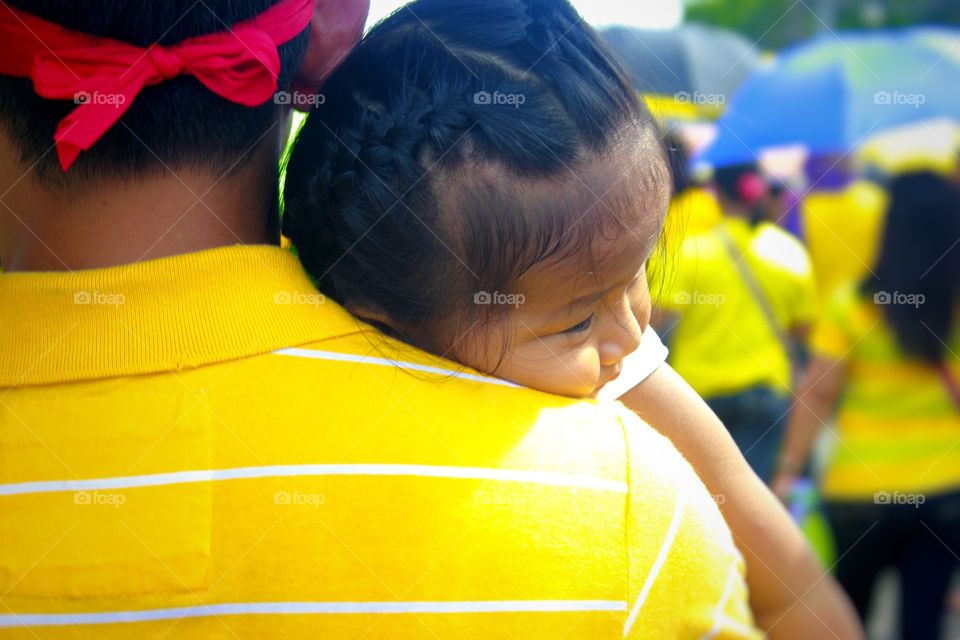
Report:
350,2,960,639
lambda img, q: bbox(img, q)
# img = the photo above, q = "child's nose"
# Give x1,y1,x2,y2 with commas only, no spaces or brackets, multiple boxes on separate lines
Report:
598,303,642,367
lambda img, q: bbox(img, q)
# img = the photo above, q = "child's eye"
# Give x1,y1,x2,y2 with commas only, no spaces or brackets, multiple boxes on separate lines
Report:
562,315,594,335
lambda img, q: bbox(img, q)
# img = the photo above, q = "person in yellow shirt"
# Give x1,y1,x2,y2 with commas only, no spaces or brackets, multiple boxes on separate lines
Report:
0,0,859,638
799,155,887,309
774,171,960,639
658,131,723,248
654,163,817,482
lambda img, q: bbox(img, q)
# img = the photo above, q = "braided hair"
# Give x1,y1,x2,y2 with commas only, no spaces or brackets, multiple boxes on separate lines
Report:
284,0,661,352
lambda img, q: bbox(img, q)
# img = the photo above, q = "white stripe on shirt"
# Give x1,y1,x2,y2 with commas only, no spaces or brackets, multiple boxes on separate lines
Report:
698,557,742,640
0,600,627,627
273,348,521,387
623,493,686,637
0,600,628,628
0,464,627,497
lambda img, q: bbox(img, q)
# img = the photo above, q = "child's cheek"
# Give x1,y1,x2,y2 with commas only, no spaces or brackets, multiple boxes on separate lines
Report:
630,286,653,332
571,343,604,395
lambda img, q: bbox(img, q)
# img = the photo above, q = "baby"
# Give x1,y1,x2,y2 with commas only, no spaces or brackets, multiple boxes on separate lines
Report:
283,0,862,637
284,6,666,401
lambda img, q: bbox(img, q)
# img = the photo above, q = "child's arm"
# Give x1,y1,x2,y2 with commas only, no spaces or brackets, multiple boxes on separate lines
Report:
618,363,863,640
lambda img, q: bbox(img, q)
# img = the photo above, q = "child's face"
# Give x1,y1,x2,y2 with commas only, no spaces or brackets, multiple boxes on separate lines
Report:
454,148,668,398
487,234,655,398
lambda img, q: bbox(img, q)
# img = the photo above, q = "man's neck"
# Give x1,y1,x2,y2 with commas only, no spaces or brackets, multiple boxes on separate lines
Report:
0,140,280,272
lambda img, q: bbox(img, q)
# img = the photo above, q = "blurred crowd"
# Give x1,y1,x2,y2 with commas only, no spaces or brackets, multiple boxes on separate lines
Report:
650,138,960,637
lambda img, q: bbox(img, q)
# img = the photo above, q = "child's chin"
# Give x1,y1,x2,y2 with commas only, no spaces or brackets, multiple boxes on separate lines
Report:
539,384,594,400
509,375,596,400
565,384,600,400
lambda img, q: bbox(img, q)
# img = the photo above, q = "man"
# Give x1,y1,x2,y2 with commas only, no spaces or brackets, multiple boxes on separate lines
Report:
0,1,857,638
654,163,817,483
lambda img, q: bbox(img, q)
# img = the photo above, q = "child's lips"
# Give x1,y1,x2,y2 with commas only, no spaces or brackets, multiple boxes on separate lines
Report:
597,362,623,391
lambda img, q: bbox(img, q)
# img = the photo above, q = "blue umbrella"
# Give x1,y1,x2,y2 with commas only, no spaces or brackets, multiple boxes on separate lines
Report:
698,30,960,167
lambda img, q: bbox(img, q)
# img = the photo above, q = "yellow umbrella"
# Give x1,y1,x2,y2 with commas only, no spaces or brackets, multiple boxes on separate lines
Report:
856,118,959,177
642,94,723,122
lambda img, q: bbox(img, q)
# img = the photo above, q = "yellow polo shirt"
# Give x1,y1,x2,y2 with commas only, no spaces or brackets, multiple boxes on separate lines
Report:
0,245,759,639
810,284,960,499
801,181,887,308
656,218,816,398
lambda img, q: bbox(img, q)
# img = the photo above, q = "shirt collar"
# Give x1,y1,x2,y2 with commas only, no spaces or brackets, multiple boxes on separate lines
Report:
0,245,359,387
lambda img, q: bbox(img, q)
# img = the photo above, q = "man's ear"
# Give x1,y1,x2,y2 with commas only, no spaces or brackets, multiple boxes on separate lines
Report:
291,0,370,111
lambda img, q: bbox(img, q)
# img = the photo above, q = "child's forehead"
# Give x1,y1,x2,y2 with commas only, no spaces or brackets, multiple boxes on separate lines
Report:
541,137,668,250
517,222,652,299
443,125,669,312
517,195,663,308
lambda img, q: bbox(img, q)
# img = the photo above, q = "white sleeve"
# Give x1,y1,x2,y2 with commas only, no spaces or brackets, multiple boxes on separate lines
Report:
594,326,669,401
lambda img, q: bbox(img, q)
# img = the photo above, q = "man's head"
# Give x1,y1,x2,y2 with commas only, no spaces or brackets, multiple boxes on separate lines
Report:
0,0,367,271
0,0,366,186
712,162,768,222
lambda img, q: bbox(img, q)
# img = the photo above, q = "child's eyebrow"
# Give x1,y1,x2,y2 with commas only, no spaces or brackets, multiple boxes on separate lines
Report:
563,286,608,313
560,261,647,313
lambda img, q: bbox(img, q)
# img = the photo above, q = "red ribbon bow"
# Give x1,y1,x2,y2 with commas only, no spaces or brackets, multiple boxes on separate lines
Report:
0,0,314,170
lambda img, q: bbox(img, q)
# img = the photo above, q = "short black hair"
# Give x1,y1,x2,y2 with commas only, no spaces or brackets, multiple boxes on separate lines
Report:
283,0,664,353
0,0,309,183
712,162,758,203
